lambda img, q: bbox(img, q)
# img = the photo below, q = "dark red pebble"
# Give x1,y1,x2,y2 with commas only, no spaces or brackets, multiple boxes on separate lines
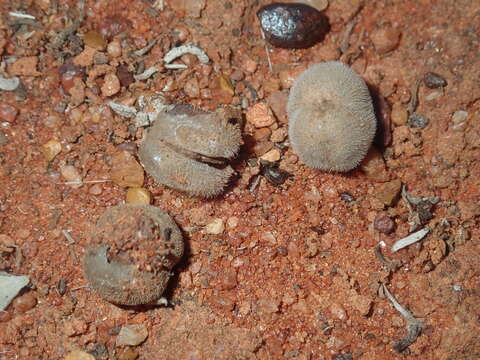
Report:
98,15,132,39
374,214,395,234
116,64,134,87
257,3,328,49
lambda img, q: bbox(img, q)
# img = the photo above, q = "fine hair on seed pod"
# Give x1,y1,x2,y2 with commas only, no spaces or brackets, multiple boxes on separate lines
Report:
139,104,242,197
84,204,184,306
287,61,376,172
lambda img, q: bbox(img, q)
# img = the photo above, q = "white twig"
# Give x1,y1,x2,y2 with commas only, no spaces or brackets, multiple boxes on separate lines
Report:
391,227,430,252
62,230,76,244
163,44,209,65
260,30,273,73
382,283,426,353
382,283,420,324
134,66,159,81
134,39,158,57
9,11,36,20
164,63,188,70
108,101,137,118
56,180,111,185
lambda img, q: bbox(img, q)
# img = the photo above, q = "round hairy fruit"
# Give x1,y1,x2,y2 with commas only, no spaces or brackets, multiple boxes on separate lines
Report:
139,105,242,197
287,61,377,172
84,204,184,306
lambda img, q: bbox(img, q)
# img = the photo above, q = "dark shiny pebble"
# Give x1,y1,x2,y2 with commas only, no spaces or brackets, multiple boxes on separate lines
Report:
340,192,354,203
373,214,394,234
408,112,429,128
260,160,291,186
424,72,447,89
257,3,328,49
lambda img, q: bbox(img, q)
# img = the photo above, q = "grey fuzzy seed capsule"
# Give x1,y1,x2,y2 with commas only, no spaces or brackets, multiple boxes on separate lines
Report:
84,204,184,306
287,61,377,172
139,105,242,197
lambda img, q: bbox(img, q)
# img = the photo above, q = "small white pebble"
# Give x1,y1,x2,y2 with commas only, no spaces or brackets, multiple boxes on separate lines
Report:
452,285,462,292
205,218,225,235
425,91,442,101
60,165,82,188
107,40,122,58
0,76,20,91
452,110,468,123
260,148,281,162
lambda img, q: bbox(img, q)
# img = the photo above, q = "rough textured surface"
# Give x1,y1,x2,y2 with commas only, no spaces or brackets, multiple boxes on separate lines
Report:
0,0,479,359
143,300,262,359
287,61,376,171
84,204,183,305
139,105,242,197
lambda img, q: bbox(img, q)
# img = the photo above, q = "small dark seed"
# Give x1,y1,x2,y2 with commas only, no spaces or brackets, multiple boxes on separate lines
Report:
57,278,67,296
408,112,429,128
340,192,354,203
257,3,329,48
423,72,447,89
310,226,325,234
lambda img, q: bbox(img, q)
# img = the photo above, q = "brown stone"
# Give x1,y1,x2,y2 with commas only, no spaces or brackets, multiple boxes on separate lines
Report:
374,179,402,206
246,102,276,128
0,103,18,123
371,27,401,54
9,56,40,76
110,151,144,188
360,147,389,182
391,102,408,126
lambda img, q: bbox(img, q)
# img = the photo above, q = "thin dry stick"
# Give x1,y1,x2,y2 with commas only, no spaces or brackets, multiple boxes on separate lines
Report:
260,29,273,73
56,180,111,185
382,283,426,353
62,230,76,245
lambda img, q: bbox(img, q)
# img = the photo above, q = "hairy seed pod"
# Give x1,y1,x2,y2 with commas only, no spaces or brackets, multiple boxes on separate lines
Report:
257,3,328,48
84,204,184,306
287,61,376,172
139,104,242,197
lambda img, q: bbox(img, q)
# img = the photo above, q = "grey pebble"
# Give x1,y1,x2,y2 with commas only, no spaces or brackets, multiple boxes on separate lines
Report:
408,113,429,128
424,72,447,89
